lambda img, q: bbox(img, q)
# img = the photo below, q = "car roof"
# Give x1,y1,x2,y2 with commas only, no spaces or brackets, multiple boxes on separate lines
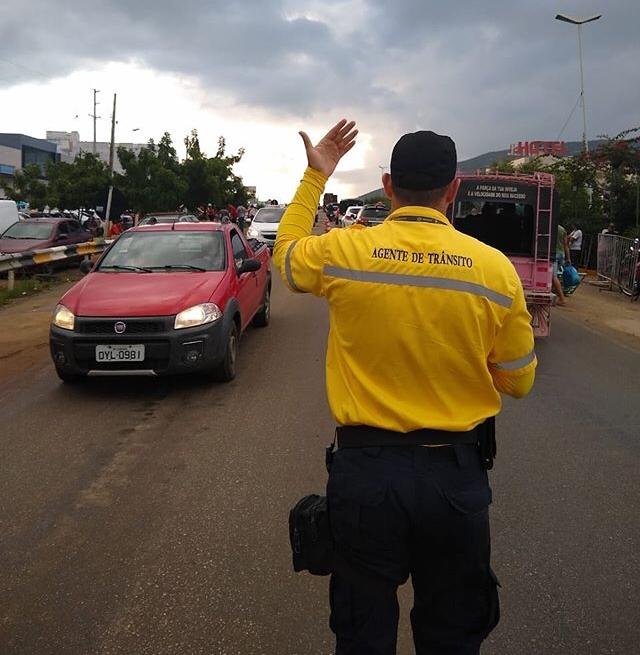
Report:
130,222,224,233
24,217,75,224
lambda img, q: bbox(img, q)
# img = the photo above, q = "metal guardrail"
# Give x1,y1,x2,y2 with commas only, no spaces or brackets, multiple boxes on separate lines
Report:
0,238,113,290
597,233,639,294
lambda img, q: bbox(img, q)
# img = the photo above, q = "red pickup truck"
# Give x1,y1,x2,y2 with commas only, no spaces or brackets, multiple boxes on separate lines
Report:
49,222,271,383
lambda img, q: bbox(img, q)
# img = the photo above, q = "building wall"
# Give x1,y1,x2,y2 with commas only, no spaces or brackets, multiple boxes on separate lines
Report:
0,144,21,171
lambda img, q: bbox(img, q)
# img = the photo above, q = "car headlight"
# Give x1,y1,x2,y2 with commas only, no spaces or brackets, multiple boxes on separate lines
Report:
174,303,222,330
53,304,75,331
247,226,259,238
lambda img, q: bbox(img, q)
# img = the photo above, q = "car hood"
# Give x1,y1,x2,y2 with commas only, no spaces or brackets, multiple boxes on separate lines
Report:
251,221,281,230
0,238,49,254
61,271,227,317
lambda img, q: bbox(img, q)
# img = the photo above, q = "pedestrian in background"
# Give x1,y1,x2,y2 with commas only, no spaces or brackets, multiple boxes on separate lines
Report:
237,205,247,232
274,120,536,654
552,223,570,306
568,224,583,268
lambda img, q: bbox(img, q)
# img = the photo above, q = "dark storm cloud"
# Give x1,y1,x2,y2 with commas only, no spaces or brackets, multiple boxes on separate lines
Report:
1,0,638,189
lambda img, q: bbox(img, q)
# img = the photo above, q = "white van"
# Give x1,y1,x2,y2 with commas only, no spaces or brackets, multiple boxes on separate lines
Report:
0,200,20,235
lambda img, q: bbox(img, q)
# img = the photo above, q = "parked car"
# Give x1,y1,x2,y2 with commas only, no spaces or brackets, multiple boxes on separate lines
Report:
50,222,271,383
0,199,20,235
0,218,92,255
138,213,200,226
355,205,390,227
245,206,286,249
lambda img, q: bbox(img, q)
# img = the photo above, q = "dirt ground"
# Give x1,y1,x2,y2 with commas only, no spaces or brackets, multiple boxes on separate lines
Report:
0,273,81,383
0,273,638,386
558,276,640,342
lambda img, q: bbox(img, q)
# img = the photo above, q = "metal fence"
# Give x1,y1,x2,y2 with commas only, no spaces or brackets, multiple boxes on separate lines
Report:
0,238,113,290
596,233,640,295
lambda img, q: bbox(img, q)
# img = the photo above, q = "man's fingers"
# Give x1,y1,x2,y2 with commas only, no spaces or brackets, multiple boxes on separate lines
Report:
340,128,358,146
337,121,357,139
299,131,313,152
325,119,348,140
341,140,357,156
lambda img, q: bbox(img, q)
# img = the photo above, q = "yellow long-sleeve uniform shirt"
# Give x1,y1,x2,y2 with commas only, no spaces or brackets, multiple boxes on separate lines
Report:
274,167,536,433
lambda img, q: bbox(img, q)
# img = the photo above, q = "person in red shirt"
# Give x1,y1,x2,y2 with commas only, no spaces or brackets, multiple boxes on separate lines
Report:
108,220,123,238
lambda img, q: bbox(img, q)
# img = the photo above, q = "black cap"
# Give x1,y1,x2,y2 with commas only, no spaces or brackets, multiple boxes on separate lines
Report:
390,130,457,191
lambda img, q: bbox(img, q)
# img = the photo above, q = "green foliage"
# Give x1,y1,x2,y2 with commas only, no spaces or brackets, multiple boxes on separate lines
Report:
46,153,110,209
2,164,48,208
3,130,248,214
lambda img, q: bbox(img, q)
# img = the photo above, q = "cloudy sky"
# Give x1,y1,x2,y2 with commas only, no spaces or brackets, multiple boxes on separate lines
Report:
1,1,637,200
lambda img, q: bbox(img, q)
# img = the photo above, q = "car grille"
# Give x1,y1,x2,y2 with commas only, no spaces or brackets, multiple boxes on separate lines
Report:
262,233,277,240
76,319,168,335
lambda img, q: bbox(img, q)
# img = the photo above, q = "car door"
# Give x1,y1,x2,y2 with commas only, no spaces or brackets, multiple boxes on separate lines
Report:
230,229,259,329
66,220,90,244
54,221,72,246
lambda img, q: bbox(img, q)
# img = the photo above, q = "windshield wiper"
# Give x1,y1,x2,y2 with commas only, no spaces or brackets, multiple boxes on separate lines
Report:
101,264,153,273
149,264,207,272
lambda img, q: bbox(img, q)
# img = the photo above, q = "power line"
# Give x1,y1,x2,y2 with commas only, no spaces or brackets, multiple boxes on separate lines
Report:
556,93,582,141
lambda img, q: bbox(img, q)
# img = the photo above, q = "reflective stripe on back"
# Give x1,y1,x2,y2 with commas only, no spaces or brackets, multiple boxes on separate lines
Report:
323,265,513,308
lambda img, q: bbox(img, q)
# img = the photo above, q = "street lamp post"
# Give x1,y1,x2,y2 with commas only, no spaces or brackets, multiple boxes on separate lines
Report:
555,13,602,154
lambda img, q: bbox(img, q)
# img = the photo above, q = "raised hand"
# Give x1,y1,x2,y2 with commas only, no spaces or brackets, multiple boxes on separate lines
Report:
299,119,358,178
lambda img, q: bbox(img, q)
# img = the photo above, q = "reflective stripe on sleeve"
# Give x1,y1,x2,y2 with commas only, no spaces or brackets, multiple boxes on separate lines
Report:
285,241,303,292
323,265,513,308
491,350,536,370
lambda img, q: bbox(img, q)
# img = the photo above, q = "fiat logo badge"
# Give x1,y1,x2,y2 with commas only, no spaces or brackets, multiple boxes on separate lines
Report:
114,321,126,334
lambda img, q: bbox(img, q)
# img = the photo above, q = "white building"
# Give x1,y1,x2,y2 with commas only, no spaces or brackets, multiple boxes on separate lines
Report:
46,131,147,175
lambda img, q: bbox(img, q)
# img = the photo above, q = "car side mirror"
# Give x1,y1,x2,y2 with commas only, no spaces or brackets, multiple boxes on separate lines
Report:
238,258,261,274
79,259,93,275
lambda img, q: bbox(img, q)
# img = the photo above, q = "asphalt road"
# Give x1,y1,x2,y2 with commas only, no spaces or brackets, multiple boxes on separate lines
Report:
1,273,639,655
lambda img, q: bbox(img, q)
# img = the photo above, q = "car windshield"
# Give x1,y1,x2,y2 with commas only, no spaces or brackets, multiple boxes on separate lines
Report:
1,221,54,239
254,207,285,224
362,208,389,220
98,231,226,272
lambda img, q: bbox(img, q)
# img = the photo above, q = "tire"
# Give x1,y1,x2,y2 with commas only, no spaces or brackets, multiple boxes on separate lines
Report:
252,286,271,327
213,323,239,382
55,367,83,384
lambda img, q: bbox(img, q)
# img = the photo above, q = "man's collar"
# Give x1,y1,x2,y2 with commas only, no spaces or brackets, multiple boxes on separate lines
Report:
386,205,452,227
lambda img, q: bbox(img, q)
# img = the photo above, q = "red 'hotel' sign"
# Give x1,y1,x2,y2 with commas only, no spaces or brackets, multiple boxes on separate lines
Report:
509,141,567,157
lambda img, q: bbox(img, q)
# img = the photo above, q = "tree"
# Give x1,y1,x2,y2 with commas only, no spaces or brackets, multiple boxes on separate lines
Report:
593,128,640,235
46,153,110,209
181,130,248,208
116,137,187,213
2,164,48,208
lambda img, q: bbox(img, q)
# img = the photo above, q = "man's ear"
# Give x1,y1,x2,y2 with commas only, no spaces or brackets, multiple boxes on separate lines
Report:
382,172,393,199
444,178,461,207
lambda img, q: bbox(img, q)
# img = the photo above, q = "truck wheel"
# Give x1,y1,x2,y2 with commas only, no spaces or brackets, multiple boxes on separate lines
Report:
252,287,271,327
55,367,83,384
213,323,238,382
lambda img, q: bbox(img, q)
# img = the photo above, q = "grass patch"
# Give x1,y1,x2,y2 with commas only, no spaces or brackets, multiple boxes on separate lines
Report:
0,277,50,305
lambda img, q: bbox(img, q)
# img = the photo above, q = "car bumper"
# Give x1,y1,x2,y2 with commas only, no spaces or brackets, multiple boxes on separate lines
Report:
50,317,228,377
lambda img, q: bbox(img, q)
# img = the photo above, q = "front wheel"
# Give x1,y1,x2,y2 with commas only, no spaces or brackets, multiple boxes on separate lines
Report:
253,287,271,327
212,323,238,382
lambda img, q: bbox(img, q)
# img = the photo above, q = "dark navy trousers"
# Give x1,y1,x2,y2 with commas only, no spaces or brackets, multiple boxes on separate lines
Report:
327,443,499,655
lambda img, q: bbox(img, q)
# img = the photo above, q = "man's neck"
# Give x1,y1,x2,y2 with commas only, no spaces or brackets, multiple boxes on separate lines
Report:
390,200,449,215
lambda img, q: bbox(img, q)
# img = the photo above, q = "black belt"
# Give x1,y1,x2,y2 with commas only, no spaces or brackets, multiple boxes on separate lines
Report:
335,423,482,448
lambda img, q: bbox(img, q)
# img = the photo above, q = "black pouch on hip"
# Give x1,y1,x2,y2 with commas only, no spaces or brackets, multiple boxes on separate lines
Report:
289,494,333,576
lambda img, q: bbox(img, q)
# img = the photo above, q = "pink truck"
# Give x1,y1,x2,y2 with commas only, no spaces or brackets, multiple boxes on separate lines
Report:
449,172,557,336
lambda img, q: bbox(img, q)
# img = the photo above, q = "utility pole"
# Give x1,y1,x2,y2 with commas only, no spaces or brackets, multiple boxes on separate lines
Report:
104,93,117,236
90,89,100,154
